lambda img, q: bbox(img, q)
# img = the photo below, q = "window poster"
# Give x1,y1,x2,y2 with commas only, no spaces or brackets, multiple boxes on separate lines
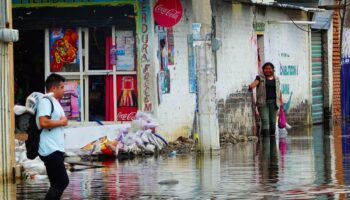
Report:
117,75,138,121
49,28,79,72
60,80,80,121
115,31,135,71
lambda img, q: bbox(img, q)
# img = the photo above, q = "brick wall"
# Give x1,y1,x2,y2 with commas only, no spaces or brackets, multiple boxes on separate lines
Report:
218,87,256,136
333,1,342,121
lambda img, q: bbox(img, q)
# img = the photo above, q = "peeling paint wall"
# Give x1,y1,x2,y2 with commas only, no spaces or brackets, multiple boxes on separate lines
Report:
154,0,196,141
264,8,311,126
214,2,257,135
214,2,312,136
157,2,313,139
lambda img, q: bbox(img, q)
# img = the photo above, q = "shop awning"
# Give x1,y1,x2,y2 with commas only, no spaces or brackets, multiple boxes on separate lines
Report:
227,0,325,11
226,0,333,30
276,0,320,8
13,5,136,30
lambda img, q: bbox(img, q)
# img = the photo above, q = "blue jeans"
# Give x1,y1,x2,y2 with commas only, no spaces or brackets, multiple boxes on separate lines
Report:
258,100,278,135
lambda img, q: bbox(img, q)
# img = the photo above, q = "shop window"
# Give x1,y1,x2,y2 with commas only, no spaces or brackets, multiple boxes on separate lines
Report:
88,75,107,121
46,26,138,123
89,27,110,70
14,30,45,105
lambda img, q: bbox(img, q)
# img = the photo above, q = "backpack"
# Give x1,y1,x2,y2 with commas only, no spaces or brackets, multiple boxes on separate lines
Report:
16,96,54,160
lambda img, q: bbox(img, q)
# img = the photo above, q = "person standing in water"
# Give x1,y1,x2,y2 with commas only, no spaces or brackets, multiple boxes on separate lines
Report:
36,73,69,199
249,62,282,136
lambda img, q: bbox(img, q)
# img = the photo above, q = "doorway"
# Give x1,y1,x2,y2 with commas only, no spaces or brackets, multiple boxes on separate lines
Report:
14,30,45,105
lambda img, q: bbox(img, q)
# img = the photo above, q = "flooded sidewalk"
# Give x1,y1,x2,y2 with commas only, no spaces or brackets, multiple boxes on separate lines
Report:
8,124,350,199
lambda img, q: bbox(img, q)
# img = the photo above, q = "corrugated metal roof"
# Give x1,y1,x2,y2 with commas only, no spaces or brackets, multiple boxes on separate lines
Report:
276,0,320,8
230,0,325,11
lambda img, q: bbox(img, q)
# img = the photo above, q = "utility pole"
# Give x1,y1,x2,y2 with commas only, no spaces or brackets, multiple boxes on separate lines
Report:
191,0,220,152
0,0,17,185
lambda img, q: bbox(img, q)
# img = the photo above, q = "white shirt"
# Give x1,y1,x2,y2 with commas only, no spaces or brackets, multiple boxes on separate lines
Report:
36,97,66,156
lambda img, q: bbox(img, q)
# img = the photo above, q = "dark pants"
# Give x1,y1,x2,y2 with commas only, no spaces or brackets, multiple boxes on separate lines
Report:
40,151,69,200
258,100,278,136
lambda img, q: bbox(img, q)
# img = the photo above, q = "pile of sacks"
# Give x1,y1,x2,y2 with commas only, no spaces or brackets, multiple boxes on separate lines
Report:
15,140,49,183
80,111,167,157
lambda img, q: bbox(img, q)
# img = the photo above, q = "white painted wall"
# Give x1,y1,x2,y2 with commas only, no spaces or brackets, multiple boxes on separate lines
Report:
154,0,196,141
342,28,350,58
154,3,314,139
215,3,258,100
327,20,333,112
264,9,311,110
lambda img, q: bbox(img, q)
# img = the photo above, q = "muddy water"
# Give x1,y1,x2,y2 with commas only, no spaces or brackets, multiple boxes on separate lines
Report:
11,124,350,199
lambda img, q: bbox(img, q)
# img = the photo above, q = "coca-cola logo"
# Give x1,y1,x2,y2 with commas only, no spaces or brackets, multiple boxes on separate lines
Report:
118,112,136,121
153,0,183,27
154,4,181,20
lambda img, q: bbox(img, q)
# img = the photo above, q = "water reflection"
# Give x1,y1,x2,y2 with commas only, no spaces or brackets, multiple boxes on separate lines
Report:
13,124,350,199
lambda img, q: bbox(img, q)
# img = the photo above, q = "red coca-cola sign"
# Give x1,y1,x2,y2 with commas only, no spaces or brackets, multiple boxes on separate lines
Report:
153,0,183,27
118,112,137,121
117,75,138,121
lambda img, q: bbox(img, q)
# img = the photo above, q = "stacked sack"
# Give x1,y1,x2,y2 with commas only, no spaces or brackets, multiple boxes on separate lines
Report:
81,111,167,156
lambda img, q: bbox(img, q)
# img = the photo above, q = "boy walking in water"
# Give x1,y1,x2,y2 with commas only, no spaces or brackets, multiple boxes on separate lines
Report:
36,73,69,199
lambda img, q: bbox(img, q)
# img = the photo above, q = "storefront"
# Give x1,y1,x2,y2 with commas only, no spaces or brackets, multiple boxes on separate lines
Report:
13,0,156,125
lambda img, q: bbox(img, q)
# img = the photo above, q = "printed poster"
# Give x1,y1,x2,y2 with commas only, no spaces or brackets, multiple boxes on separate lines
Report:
49,28,79,72
117,75,138,121
159,69,170,94
60,80,80,120
188,34,197,93
167,27,175,65
157,72,163,104
115,31,135,71
158,26,168,71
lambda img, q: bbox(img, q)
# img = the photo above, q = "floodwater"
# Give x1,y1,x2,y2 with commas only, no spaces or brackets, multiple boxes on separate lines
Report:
6,124,350,199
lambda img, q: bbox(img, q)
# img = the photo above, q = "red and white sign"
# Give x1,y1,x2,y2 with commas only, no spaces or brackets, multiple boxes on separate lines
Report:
117,112,137,121
153,0,183,27
117,75,138,121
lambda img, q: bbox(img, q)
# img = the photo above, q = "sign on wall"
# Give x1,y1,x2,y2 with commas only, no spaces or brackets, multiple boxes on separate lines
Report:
188,34,196,93
153,0,183,27
140,0,155,112
115,31,135,71
117,75,138,121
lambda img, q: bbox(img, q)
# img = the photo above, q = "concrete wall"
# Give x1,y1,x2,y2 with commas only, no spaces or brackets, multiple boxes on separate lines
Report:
214,3,312,136
154,0,196,141
155,2,315,139
215,2,257,136
323,24,333,121
264,8,311,126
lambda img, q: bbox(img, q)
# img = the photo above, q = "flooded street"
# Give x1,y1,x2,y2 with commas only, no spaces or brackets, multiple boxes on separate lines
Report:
7,124,350,199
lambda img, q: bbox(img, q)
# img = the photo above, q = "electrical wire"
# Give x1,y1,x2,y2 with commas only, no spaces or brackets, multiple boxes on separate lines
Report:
288,15,333,33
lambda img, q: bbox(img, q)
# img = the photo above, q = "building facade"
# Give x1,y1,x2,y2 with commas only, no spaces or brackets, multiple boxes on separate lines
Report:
11,0,335,144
